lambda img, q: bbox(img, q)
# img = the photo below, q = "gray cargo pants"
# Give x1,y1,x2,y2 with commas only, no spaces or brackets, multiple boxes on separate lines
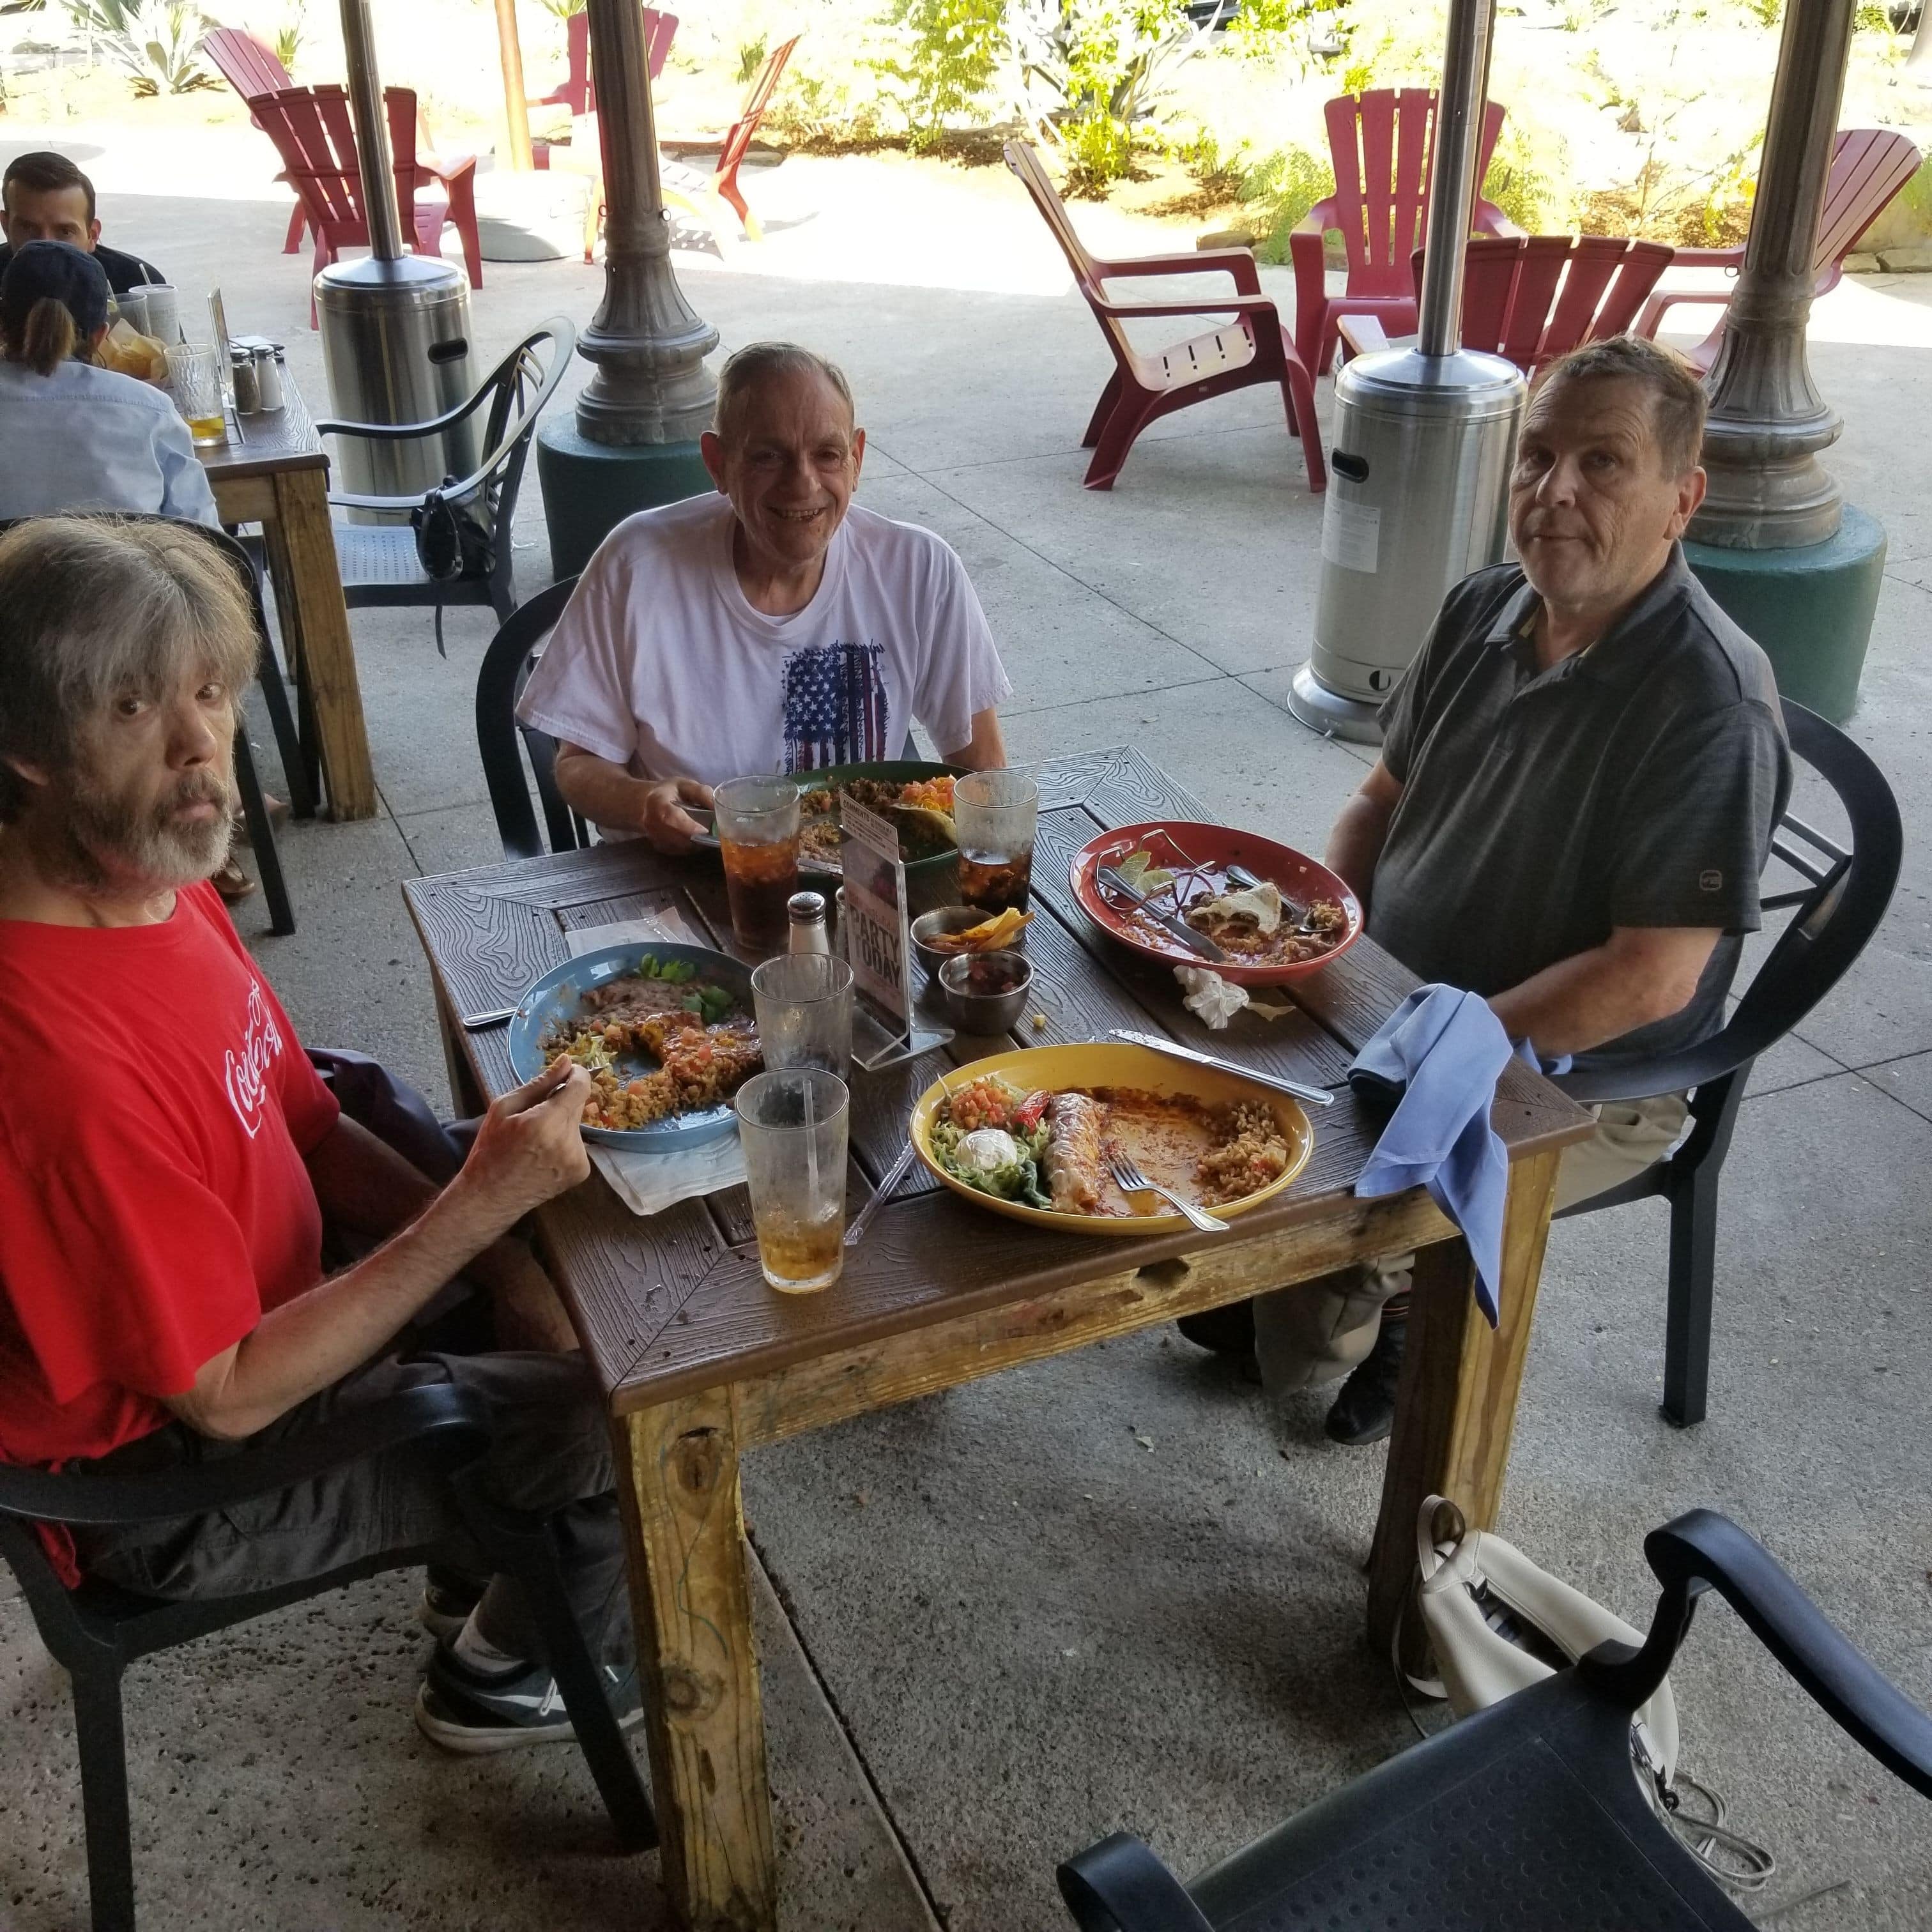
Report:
71,1346,630,1665
1254,1092,1690,1393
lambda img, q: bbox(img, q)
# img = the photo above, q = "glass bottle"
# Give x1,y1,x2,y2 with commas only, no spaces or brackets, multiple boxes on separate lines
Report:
787,890,831,956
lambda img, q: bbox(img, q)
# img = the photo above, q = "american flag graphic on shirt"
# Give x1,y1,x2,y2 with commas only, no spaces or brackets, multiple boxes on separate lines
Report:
781,642,890,772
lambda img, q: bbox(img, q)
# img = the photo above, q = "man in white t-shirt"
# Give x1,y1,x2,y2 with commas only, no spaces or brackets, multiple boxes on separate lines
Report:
518,342,1013,850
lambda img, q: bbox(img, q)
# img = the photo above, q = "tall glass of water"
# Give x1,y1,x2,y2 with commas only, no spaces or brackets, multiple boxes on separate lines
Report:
751,953,854,1074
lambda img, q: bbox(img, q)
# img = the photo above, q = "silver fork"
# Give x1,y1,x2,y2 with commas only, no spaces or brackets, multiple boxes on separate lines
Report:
1108,1153,1227,1234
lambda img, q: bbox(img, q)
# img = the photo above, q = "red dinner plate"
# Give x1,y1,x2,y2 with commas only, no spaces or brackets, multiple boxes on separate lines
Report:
1069,820,1364,986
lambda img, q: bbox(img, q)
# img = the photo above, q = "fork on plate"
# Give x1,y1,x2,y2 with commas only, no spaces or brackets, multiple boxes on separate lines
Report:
1107,1152,1228,1234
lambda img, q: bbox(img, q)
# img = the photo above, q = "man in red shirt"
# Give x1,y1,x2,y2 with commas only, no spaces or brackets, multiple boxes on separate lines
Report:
0,516,627,1752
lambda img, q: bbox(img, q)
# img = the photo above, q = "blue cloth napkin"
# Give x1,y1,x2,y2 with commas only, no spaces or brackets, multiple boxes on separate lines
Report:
1348,985,1522,1326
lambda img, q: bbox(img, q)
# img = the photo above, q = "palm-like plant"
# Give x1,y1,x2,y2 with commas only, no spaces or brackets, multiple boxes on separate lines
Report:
62,0,217,95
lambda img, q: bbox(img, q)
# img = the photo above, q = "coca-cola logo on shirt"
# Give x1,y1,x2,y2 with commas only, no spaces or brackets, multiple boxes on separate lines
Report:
224,981,286,1139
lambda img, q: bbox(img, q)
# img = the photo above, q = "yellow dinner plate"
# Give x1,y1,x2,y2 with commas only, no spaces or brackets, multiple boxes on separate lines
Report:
908,1041,1314,1235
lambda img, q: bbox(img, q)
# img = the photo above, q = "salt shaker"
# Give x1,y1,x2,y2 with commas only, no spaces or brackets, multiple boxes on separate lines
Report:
786,891,831,956
251,343,284,411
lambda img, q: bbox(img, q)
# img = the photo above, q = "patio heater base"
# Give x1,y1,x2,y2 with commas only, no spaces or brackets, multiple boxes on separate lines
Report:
536,416,714,578
1285,664,1388,744
1685,503,1886,724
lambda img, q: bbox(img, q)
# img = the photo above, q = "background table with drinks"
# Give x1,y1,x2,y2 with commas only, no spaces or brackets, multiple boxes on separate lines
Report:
402,744,1591,1932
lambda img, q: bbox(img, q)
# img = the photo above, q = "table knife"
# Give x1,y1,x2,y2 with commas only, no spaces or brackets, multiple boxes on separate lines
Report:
1096,866,1226,962
1110,1028,1336,1108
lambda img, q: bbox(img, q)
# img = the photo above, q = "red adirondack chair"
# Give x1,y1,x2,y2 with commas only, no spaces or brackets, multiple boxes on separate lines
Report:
1290,88,1516,379
1338,236,1675,376
1004,140,1324,493
530,3,677,119
1635,128,1922,372
583,31,800,254
249,84,484,325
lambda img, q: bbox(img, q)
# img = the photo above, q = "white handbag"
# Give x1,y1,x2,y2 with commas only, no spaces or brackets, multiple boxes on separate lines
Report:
1408,1494,1772,1892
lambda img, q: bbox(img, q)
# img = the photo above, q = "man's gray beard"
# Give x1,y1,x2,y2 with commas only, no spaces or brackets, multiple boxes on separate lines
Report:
41,767,236,894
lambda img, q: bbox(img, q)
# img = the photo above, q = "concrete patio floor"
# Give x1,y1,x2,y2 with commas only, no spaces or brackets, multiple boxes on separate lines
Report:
3,129,1930,1932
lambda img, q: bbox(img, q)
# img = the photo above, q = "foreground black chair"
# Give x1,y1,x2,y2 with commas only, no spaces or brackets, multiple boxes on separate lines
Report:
323,319,574,637
0,514,307,935
0,1384,654,1932
1059,1510,1932,1932
1555,700,1902,1427
475,574,585,858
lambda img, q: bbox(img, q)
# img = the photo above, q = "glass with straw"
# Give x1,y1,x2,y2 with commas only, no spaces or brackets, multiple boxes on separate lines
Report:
735,1067,849,1292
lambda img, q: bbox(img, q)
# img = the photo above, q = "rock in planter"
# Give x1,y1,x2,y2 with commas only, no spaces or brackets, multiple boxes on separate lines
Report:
1877,241,1932,273
473,170,593,263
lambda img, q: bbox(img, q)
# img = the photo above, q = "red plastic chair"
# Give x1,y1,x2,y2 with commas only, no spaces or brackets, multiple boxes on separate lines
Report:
1004,141,1324,493
1338,236,1675,376
249,84,484,326
1636,128,1922,373
530,3,677,119
1290,88,1515,379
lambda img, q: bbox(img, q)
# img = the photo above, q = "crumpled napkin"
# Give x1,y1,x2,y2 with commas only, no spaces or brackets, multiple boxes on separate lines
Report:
1174,964,1296,1030
564,917,749,1217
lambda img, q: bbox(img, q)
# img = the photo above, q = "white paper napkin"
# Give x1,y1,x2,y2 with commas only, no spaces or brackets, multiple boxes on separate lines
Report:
564,917,749,1217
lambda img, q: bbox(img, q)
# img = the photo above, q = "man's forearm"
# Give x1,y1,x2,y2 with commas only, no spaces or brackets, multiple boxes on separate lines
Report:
1489,928,1718,1057
553,749,648,833
1324,793,1395,904
170,1177,518,1440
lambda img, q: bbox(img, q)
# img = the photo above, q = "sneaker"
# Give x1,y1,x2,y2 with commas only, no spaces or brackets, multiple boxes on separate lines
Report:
1324,1314,1408,1446
417,1574,486,1647
414,1652,643,1755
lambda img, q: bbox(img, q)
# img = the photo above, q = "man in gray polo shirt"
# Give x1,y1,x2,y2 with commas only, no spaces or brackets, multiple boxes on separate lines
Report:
1253,335,1790,1445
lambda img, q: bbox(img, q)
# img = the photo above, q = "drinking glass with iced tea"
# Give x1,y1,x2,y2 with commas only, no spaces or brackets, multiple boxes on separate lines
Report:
713,776,801,954
954,769,1039,914
735,1068,849,1293
165,342,227,446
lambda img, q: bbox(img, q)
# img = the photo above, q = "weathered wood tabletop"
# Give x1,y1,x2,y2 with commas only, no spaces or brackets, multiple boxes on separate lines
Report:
404,746,1592,1932
196,371,375,822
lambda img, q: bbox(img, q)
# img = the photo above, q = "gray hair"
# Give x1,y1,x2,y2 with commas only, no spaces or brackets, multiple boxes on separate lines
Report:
1529,334,1708,477
711,341,855,444
0,516,257,822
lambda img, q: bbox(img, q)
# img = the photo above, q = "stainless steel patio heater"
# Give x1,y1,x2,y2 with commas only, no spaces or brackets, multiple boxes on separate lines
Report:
314,0,477,509
1286,0,1526,743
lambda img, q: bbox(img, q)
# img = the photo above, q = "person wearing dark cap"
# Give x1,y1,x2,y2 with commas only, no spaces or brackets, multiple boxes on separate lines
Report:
0,151,165,295
0,240,217,527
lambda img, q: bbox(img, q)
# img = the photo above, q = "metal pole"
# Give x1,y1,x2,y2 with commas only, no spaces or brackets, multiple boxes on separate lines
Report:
1689,0,1856,548
574,0,717,445
1414,0,1499,358
494,0,535,172
338,0,403,261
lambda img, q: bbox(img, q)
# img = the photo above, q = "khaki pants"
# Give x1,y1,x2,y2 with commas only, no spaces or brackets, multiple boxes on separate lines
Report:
1254,1092,1690,1394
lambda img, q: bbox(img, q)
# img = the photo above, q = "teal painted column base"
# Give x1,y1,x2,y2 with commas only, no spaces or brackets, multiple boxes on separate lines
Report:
1683,504,1886,724
535,417,714,580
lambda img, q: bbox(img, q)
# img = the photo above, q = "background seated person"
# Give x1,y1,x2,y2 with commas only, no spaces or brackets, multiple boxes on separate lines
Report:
1251,335,1791,1446
0,516,628,1753
518,340,1013,852
0,241,217,526
0,150,165,294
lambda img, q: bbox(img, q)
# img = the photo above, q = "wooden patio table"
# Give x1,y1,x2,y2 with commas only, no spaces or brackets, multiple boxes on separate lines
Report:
196,372,377,821
404,746,1592,1932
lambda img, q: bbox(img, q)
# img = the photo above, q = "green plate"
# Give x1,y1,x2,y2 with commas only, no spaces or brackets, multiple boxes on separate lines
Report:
696,761,965,879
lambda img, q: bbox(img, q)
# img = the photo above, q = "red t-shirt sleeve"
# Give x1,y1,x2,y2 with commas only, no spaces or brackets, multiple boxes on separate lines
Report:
0,1109,263,1404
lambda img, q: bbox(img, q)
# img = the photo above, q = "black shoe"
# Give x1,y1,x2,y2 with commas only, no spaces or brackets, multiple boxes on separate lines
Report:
415,1652,643,1754
1176,1300,1257,1356
1324,1315,1407,1446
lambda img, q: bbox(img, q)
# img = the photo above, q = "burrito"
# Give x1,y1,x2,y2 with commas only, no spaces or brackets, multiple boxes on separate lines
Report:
1043,1092,1107,1215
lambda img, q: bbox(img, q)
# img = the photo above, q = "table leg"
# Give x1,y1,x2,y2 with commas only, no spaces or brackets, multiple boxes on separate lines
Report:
1365,1149,1563,1656
616,1389,776,1932
262,468,376,822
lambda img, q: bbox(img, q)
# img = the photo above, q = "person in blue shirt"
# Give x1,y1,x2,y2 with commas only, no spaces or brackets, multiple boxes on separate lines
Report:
0,240,217,527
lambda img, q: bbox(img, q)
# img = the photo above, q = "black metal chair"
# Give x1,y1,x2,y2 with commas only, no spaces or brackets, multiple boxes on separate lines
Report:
1554,699,1902,1428
1058,1509,1932,1932
0,514,307,935
0,1383,655,1932
475,574,586,859
321,319,574,637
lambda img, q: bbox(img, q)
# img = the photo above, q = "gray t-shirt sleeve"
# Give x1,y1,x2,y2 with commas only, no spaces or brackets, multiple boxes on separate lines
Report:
1607,698,1787,931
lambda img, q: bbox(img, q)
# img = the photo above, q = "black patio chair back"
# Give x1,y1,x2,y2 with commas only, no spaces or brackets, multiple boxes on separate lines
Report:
1554,699,1902,1427
1058,1510,1932,1932
475,574,586,859
321,318,574,635
0,513,307,933
0,1383,654,1932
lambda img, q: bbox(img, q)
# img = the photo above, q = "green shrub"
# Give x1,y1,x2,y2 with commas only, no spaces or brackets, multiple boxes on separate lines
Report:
1236,142,1334,261
63,0,215,95
866,0,1006,148
1480,114,1574,233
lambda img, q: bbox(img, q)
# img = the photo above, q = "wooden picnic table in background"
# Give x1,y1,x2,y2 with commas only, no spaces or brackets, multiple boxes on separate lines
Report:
197,371,376,822
404,745,1593,1932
